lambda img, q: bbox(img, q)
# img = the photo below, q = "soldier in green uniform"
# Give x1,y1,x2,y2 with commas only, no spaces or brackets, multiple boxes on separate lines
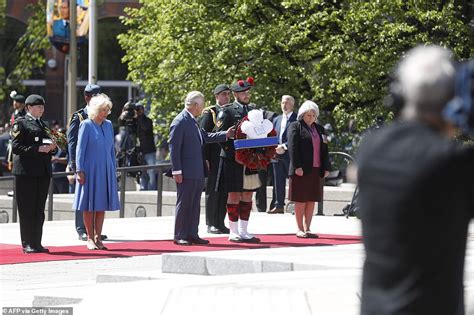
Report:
215,78,261,243
11,95,57,254
199,84,231,234
6,92,27,173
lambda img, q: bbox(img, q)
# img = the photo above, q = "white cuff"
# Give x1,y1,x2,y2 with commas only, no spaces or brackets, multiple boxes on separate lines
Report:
282,144,287,150
172,170,182,175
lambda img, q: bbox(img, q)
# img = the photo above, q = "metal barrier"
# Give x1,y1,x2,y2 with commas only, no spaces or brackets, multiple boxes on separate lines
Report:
6,162,171,222
4,152,354,220
317,152,355,215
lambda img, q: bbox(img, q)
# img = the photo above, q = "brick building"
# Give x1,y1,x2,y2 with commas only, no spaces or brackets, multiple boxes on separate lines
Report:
2,0,140,127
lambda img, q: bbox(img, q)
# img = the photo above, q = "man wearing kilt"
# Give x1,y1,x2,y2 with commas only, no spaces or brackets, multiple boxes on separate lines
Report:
215,78,261,243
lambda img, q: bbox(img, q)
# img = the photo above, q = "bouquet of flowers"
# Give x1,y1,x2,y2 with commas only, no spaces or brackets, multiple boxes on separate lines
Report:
234,115,277,171
45,128,68,151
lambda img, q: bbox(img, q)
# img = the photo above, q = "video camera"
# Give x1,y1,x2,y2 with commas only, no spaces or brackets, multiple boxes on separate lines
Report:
120,101,137,127
443,59,474,136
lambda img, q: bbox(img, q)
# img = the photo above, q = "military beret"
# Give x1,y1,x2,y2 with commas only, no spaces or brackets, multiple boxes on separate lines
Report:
9,91,25,103
12,95,25,103
84,84,101,96
230,77,254,92
25,94,45,106
213,84,230,95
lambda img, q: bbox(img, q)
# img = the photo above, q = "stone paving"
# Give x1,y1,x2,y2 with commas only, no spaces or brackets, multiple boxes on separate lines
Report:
1,213,473,314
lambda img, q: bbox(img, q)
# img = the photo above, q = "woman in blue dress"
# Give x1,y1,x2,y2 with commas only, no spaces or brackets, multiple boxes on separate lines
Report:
72,94,120,250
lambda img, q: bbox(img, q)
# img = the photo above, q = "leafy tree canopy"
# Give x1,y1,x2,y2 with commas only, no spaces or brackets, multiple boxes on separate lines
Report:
119,0,472,143
0,1,49,103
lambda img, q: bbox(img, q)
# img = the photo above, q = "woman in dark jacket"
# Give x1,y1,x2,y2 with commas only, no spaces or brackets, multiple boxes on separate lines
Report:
287,100,330,238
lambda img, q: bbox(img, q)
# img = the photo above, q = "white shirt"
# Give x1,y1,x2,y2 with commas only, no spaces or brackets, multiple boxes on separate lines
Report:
279,112,293,143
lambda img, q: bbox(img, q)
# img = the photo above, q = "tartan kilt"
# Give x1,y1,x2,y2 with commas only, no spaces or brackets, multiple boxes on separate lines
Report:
217,157,259,193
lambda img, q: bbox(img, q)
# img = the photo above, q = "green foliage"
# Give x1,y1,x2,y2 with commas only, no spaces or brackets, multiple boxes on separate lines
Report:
0,1,49,103
7,1,49,88
119,0,473,144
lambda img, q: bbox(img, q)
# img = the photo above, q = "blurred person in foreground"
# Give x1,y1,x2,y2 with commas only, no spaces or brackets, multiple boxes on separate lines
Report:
72,94,120,250
287,100,330,238
356,45,474,315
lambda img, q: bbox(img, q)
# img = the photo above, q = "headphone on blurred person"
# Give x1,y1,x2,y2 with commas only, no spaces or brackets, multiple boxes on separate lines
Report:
442,59,474,135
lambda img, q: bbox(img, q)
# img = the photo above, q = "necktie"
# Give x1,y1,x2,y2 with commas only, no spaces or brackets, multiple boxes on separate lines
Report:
36,119,44,129
194,120,203,144
279,115,287,143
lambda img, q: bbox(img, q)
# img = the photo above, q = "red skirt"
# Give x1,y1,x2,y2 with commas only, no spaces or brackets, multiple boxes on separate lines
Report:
288,167,323,202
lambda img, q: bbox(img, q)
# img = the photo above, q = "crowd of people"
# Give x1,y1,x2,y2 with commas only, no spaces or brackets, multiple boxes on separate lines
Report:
5,44,474,314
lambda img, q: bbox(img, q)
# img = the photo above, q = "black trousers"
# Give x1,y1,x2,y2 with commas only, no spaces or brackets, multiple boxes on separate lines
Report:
206,155,228,229
15,175,50,248
255,163,274,212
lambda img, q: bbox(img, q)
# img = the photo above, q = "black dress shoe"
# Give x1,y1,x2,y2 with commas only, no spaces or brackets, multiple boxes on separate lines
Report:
219,226,230,234
173,239,192,246
207,226,223,234
78,233,88,241
22,245,39,254
35,245,50,253
240,237,261,243
100,234,108,241
189,237,210,245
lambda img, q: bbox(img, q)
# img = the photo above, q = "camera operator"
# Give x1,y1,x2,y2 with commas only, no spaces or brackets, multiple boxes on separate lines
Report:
356,46,474,315
135,103,157,190
117,101,141,179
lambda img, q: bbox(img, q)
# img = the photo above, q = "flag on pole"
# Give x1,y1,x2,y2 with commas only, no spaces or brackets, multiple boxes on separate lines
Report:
46,0,90,53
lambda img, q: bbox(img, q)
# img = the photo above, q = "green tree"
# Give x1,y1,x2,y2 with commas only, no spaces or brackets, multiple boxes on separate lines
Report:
0,1,49,103
119,0,472,144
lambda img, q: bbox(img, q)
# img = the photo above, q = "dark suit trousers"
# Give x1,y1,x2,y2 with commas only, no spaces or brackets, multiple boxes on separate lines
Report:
272,156,289,209
205,155,228,229
175,178,205,240
15,175,50,247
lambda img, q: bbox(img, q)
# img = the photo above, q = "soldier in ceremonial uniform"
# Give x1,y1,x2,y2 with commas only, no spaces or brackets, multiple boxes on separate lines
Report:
11,95,57,253
215,78,261,243
199,84,231,234
67,84,106,241
6,92,27,172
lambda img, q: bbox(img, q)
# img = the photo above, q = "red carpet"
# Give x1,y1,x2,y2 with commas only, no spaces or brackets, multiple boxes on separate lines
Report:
0,234,361,265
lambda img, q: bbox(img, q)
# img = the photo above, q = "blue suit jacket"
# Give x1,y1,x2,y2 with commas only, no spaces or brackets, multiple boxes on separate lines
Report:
273,112,296,161
169,110,227,179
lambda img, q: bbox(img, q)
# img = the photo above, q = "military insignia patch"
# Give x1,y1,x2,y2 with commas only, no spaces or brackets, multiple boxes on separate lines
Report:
11,124,20,138
216,120,223,129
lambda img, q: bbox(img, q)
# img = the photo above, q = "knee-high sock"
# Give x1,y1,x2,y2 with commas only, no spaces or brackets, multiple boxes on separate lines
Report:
239,201,252,221
227,203,239,222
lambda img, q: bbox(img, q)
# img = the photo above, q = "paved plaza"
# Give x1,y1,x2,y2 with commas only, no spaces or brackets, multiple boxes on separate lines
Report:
1,211,474,314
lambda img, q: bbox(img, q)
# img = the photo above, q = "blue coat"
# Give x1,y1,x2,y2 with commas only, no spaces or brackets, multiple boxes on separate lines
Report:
169,109,227,179
72,119,120,211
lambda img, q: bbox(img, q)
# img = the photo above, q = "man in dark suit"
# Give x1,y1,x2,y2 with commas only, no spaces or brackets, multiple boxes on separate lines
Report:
11,95,57,253
357,46,474,314
169,91,234,246
67,84,106,241
199,84,231,234
268,95,297,214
